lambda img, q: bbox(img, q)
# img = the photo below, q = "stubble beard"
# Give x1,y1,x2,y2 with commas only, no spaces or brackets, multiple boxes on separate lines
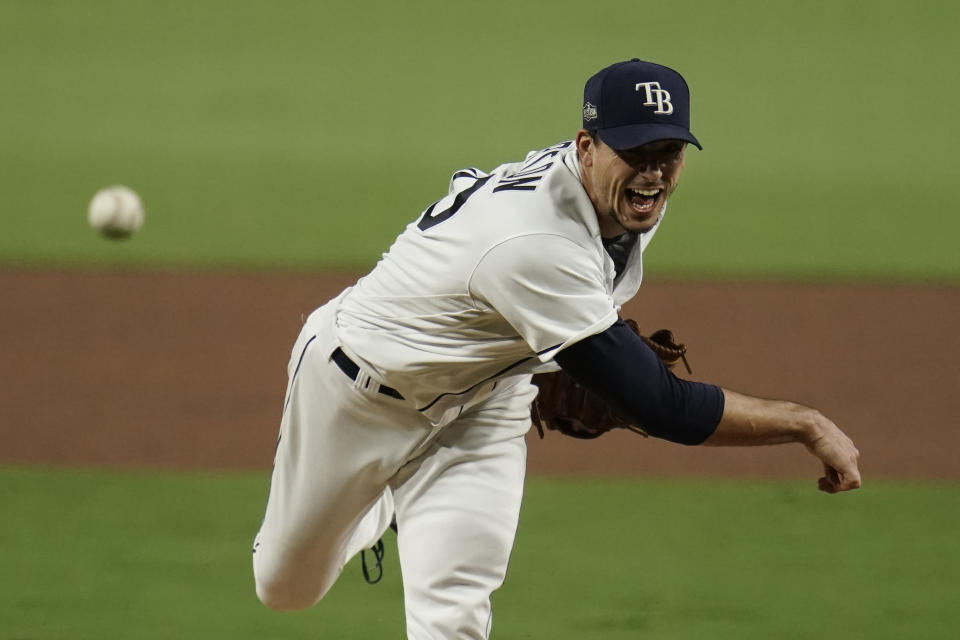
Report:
608,206,662,235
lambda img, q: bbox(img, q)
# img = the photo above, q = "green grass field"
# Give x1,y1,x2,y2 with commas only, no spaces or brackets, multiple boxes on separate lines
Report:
2,467,958,639
1,0,958,280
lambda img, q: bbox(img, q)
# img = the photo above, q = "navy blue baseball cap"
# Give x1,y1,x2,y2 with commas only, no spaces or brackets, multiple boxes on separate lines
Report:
582,58,701,150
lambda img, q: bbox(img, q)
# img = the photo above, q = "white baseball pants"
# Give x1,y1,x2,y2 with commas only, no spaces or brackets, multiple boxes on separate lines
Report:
252,299,535,639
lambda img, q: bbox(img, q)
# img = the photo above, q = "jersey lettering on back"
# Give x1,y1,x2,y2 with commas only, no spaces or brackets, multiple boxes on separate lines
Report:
492,142,571,193
416,142,572,231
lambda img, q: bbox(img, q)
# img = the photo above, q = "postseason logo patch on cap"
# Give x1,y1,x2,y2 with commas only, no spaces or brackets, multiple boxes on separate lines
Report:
582,102,598,122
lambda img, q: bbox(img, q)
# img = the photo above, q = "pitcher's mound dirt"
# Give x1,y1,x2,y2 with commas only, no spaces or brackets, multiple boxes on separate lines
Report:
1,269,957,479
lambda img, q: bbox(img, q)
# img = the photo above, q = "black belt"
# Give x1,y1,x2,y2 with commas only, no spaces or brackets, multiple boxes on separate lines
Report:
331,347,404,400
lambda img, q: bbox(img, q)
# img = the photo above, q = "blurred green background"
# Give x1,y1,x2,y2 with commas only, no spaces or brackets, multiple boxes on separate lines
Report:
1,0,957,279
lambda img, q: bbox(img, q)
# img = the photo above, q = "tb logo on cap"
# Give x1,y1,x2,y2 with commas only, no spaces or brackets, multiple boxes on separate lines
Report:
635,82,673,115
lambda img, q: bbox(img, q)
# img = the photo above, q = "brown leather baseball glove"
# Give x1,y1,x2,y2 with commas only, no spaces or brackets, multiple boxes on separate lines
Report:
530,319,691,439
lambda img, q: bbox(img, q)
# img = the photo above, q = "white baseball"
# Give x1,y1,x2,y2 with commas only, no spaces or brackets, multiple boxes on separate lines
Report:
88,185,145,239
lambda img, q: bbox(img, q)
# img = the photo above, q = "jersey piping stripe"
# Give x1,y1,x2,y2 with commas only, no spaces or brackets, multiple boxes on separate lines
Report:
281,334,317,417
417,356,534,412
537,342,563,356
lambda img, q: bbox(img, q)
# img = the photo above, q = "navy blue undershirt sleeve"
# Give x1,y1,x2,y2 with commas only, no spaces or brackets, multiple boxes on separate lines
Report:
554,319,725,445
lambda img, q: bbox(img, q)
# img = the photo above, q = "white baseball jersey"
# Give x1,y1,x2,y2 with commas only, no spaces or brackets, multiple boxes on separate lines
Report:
336,140,665,422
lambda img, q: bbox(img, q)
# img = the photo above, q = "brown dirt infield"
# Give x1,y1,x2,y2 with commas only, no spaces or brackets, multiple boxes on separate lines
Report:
1,268,957,480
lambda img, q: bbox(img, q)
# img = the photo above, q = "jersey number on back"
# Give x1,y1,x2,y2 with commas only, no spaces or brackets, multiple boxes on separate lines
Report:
417,174,493,231
416,142,570,232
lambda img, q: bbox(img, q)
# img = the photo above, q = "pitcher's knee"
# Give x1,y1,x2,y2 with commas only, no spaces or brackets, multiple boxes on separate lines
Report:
253,554,332,612
255,572,323,612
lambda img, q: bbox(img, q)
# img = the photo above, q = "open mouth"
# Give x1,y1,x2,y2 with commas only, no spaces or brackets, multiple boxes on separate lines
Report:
625,187,662,214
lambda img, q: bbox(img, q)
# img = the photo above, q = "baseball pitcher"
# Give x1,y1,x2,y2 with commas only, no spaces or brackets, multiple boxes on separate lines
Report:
252,59,861,639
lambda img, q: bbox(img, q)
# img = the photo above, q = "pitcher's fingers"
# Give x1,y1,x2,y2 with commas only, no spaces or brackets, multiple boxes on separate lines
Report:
838,464,862,491
821,462,862,493
834,451,862,491
818,465,839,493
